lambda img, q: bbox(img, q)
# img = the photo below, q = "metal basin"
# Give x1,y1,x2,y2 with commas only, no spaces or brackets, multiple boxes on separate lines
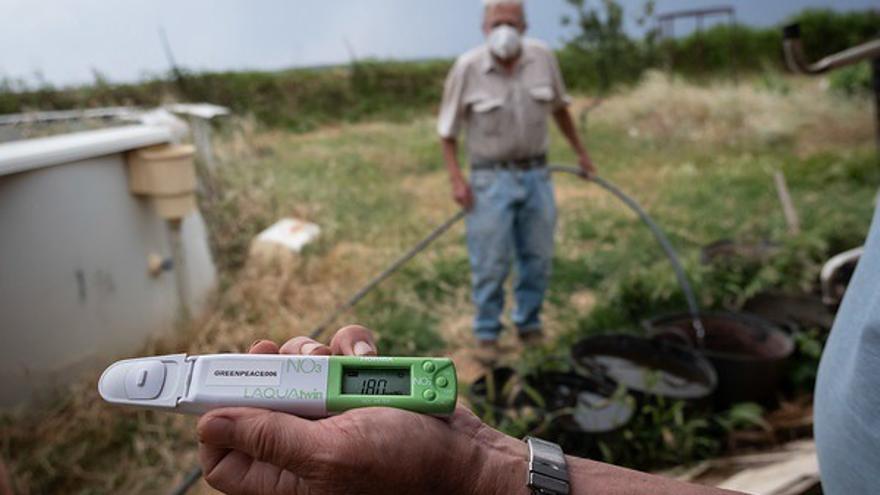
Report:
469,367,635,434
571,334,717,400
743,291,834,332
645,311,794,405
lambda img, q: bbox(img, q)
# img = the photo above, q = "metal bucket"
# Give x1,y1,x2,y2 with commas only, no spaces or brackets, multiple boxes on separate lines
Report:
571,334,717,401
469,367,635,434
742,291,834,333
645,311,794,405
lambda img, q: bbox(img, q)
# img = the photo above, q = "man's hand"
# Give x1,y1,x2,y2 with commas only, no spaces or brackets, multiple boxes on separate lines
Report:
197,325,527,495
552,106,597,179
578,151,597,179
451,175,475,210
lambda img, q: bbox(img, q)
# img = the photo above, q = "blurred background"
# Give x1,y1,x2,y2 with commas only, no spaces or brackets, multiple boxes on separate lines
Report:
1,0,878,493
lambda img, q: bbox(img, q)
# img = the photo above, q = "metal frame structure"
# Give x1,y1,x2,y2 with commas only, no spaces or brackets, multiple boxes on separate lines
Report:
656,5,737,80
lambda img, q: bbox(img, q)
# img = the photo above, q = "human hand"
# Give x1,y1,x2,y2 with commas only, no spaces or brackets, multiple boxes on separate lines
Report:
578,151,597,179
451,176,475,210
197,325,528,495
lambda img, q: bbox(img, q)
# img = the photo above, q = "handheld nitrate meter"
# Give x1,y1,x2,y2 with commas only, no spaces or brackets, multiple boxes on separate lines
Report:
99,354,457,417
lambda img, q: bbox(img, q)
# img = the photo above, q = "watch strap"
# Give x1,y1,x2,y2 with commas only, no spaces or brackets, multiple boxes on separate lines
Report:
525,437,570,494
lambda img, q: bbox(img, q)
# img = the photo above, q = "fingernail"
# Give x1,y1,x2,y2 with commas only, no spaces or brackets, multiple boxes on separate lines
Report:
302,343,321,355
200,416,234,443
354,341,376,356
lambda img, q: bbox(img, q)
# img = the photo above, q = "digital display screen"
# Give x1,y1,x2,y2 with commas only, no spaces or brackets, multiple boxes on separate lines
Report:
341,368,410,396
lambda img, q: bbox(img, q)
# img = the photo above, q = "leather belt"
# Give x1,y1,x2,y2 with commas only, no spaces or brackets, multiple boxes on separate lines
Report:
472,154,547,171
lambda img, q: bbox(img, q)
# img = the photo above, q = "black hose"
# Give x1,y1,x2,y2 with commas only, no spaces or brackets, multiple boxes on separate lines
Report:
168,166,703,494
168,466,203,495
549,165,705,342
306,210,467,340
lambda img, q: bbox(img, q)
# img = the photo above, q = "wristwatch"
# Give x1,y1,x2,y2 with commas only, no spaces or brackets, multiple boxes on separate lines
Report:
525,437,570,494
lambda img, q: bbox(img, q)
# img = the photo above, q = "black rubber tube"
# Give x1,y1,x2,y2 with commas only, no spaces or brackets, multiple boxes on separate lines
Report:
549,165,705,341
306,210,468,340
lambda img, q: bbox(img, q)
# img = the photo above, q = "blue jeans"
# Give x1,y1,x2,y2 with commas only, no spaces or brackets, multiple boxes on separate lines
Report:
466,168,557,341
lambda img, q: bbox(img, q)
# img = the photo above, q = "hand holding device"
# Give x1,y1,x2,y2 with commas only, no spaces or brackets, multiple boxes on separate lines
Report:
193,326,531,495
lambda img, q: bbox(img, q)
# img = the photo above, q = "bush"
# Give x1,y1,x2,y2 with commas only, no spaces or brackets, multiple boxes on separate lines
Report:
830,63,873,96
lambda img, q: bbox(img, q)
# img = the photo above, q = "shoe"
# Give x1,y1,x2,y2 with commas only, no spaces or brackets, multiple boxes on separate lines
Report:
473,340,501,365
517,329,545,346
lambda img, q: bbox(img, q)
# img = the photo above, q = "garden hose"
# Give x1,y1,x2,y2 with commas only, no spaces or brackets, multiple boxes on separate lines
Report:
549,165,705,342
169,165,703,495
306,210,468,340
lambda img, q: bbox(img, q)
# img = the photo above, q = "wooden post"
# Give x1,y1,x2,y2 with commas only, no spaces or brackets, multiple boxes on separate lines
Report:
774,170,801,235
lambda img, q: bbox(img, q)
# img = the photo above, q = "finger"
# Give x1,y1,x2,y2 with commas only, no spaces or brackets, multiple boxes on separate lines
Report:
200,445,300,495
329,325,377,356
198,408,319,474
279,336,332,356
249,340,280,355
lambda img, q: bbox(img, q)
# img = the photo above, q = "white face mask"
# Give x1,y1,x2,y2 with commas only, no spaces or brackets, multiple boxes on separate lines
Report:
488,24,522,61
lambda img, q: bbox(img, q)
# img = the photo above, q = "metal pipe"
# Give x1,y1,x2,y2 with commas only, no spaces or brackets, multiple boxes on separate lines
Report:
782,22,880,159
820,246,864,306
783,24,880,75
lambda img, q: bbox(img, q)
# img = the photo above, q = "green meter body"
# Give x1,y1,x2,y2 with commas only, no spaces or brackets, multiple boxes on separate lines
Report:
327,356,456,415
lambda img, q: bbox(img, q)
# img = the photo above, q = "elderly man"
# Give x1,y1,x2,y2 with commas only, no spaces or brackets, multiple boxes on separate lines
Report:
438,0,595,352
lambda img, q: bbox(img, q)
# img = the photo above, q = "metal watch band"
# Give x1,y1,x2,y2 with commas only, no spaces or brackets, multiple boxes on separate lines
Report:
525,436,570,494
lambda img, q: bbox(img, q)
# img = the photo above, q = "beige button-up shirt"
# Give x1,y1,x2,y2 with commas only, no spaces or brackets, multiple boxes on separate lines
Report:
437,38,570,163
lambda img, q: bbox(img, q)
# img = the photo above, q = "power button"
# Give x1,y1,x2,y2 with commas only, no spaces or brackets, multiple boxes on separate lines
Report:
123,360,166,400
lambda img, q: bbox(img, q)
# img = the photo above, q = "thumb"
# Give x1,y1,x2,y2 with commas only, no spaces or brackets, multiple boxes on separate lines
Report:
198,407,321,472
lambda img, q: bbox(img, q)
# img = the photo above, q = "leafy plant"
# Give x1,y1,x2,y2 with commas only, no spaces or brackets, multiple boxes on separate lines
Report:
561,0,655,91
830,63,873,96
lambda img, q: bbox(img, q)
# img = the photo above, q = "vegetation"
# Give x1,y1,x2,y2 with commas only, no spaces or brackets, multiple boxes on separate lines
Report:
2,9,878,130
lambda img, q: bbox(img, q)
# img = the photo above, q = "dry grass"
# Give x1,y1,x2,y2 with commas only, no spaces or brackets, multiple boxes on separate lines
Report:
579,70,873,156
2,72,876,494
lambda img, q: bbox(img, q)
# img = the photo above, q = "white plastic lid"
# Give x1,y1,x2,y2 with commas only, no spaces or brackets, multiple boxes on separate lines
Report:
98,354,189,409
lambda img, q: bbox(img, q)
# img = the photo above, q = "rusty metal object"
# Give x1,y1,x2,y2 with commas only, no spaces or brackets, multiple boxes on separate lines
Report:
742,291,834,333
646,312,794,405
469,367,635,434
783,23,880,152
572,334,717,400
783,24,880,75
656,6,738,80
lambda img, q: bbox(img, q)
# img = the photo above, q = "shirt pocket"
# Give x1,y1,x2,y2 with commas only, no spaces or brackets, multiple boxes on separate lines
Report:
470,97,505,137
527,85,555,120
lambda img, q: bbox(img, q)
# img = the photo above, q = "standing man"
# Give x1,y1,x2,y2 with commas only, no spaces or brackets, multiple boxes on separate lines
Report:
438,0,596,355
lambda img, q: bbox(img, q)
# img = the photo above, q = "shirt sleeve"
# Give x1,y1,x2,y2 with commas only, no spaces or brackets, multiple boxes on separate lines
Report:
547,50,572,111
437,58,467,139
